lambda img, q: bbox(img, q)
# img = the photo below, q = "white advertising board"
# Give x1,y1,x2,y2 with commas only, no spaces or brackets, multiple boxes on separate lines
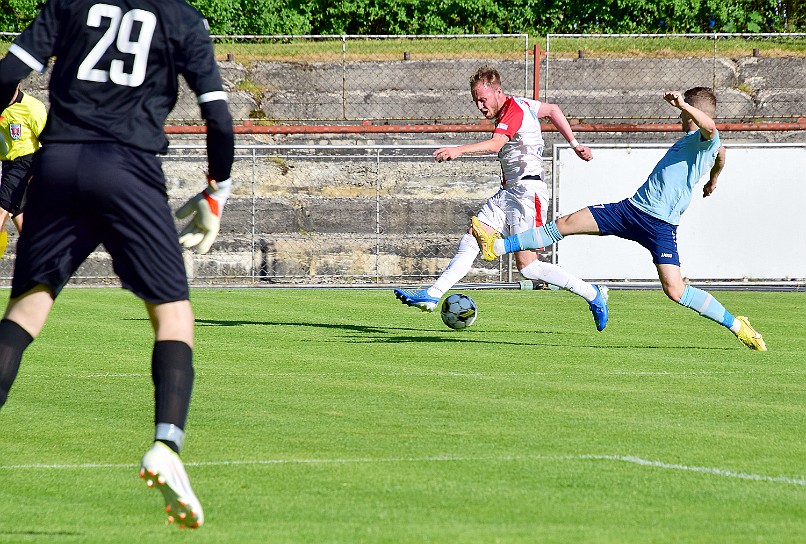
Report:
554,144,806,281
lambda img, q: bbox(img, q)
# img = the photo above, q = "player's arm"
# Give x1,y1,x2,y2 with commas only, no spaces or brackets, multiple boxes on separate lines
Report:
703,145,726,198
175,96,234,254
433,134,507,162
200,97,234,184
174,18,235,254
537,102,593,161
178,16,234,185
175,97,234,254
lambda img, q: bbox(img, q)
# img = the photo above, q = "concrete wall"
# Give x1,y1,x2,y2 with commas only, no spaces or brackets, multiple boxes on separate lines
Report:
2,56,804,285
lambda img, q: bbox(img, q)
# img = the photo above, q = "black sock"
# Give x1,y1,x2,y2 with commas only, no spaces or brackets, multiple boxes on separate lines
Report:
152,340,194,451
0,319,34,409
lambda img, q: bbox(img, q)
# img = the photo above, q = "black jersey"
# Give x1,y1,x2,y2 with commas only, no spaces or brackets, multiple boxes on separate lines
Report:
2,0,229,158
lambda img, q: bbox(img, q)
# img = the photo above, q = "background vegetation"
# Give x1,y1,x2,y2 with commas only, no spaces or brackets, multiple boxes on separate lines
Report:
1,0,804,35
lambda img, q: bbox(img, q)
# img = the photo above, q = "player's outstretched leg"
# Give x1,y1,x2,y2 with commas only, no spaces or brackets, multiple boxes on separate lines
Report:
393,288,440,312
140,441,204,529
588,285,609,332
734,316,767,351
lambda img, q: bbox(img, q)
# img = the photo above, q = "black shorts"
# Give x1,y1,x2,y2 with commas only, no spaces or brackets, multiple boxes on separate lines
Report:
12,142,189,303
0,154,34,216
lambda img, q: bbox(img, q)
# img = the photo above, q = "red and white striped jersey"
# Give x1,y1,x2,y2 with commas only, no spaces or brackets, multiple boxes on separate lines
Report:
493,96,545,184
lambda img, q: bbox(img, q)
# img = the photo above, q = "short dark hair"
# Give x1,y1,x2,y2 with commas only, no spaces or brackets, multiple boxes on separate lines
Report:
470,66,501,90
684,87,717,115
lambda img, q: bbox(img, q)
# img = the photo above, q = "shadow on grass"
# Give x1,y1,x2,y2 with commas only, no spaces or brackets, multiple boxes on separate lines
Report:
194,317,413,335
0,530,84,536
190,318,736,350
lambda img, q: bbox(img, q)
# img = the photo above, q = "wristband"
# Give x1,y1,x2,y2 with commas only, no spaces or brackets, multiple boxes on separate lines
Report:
208,178,232,198
569,138,580,149
202,178,232,217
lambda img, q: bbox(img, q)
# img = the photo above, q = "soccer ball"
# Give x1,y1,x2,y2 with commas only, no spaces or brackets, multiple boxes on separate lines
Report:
440,293,477,330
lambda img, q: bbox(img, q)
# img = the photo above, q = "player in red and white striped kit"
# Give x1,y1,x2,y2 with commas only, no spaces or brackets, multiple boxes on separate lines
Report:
394,66,610,331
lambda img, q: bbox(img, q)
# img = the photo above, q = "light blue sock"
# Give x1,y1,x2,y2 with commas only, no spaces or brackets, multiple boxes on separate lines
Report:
678,285,736,329
504,222,564,253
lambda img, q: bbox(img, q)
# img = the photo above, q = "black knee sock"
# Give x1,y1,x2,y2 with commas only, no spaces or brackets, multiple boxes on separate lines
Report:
0,319,34,409
152,340,194,452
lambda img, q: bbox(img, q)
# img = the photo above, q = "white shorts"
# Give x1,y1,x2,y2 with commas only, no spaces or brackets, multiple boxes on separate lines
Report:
476,177,549,237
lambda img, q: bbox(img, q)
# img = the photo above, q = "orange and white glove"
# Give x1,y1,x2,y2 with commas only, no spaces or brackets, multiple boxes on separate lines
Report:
175,177,232,254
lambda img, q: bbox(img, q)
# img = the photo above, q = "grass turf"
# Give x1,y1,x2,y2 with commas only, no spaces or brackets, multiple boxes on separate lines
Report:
0,287,803,543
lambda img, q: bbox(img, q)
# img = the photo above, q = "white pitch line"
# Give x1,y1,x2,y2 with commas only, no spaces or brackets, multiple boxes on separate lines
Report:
19,370,756,380
1,454,804,487
576,455,806,486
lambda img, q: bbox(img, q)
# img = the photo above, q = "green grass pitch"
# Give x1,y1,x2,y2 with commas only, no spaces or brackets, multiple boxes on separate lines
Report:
0,287,804,543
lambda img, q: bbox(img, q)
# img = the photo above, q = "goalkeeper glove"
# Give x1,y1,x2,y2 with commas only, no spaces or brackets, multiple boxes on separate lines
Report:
175,178,232,254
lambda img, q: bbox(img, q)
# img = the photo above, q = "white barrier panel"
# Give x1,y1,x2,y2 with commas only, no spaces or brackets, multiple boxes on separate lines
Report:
554,144,806,281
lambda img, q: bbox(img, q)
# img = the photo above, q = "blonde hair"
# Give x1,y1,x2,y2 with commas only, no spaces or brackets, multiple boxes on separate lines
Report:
470,66,502,91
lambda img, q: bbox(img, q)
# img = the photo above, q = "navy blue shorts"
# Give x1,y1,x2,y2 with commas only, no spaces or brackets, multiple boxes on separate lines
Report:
0,154,34,216
588,199,680,266
12,142,189,302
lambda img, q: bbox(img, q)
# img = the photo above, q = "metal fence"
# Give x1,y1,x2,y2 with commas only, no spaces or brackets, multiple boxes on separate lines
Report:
543,33,806,123
198,34,530,124
0,32,531,125
0,144,540,287
1,32,804,288
5,31,805,127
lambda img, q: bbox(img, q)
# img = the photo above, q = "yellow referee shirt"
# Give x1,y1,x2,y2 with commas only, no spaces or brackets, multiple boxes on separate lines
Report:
0,92,47,161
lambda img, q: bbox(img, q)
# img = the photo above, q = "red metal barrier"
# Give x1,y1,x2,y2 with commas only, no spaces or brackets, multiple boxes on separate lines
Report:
533,43,541,101
164,119,806,135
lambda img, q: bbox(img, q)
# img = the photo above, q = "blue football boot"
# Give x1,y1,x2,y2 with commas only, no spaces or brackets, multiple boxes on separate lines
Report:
394,288,440,312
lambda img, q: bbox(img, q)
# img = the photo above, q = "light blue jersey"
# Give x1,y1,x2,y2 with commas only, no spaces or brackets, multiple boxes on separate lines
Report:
628,129,721,225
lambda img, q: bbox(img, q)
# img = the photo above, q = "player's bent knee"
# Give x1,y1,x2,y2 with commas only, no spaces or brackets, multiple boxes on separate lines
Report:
147,300,194,345
664,285,685,302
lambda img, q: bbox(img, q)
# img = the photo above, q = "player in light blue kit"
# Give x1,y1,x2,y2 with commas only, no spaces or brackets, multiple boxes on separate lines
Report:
472,87,766,350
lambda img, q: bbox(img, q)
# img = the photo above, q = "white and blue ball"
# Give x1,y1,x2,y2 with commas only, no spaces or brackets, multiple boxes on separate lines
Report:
440,293,477,330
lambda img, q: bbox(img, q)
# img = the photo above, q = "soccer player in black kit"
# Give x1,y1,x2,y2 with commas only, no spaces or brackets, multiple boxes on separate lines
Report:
0,0,235,529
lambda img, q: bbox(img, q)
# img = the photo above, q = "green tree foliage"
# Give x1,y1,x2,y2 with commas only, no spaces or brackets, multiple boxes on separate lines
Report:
504,0,792,34
0,0,802,35
197,0,802,34
305,0,508,34
0,0,43,32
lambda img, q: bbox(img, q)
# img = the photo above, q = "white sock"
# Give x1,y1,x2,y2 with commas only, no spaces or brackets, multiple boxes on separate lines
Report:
493,238,506,256
520,260,598,301
428,234,480,298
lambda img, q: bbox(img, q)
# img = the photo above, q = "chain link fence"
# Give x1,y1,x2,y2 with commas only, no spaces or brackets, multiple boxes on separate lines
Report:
0,144,541,287
543,33,806,123
6,32,804,126
0,33,531,125
1,32,804,288
191,34,530,124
